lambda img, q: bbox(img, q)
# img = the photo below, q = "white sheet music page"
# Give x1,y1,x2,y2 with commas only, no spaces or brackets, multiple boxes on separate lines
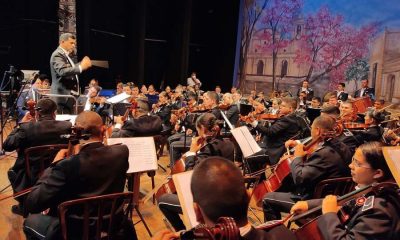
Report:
231,126,262,158
173,170,199,229
106,92,131,104
107,137,158,173
382,146,400,186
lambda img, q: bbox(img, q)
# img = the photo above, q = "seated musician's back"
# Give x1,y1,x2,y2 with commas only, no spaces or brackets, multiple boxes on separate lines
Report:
3,99,72,213
23,111,136,240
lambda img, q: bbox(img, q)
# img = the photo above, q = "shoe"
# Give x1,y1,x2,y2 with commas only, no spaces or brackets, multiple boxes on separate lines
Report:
11,204,24,216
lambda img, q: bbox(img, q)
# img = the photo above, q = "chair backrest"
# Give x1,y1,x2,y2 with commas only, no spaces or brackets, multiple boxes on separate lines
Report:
58,192,134,240
313,177,356,199
24,144,69,181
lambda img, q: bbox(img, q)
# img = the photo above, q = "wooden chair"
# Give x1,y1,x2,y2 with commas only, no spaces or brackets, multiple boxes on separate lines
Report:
313,177,356,199
58,192,135,240
24,144,68,183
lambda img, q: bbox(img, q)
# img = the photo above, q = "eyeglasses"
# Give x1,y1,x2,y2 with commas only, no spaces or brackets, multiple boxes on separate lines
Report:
351,157,372,169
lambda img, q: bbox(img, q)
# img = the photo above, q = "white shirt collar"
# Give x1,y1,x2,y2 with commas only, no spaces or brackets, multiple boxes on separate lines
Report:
239,223,252,236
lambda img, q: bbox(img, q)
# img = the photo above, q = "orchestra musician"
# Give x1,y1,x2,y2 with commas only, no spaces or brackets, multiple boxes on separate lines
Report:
158,113,234,231
153,157,296,240
291,141,400,240
152,91,172,129
202,91,221,119
23,111,137,240
309,97,321,109
187,72,202,87
354,79,375,100
250,97,304,165
336,82,349,102
111,98,163,138
263,115,352,221
220,93,239,127
297,80,314,101
352,109,385,144
3,99,72,215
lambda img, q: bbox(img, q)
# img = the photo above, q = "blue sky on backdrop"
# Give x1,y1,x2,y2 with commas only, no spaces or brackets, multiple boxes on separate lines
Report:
255,0,400,30
302,0,400,29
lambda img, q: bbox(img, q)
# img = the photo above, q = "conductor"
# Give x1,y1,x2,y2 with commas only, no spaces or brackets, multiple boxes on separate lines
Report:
50,33,92,113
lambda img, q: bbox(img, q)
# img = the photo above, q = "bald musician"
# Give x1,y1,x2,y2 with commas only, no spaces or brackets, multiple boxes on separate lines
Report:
153,157,296,240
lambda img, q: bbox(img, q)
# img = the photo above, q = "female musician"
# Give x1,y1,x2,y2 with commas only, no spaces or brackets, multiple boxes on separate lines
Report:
158,113,235,231
352,110,385,144
291,141,400,240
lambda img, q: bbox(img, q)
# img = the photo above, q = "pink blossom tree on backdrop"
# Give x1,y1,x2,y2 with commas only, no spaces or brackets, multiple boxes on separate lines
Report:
257,0,303,90
294,7,378,89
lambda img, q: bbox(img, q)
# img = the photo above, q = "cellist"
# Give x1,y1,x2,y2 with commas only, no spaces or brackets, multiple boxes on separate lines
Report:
157,113,235,231
263,115,352,221
291,141,400,240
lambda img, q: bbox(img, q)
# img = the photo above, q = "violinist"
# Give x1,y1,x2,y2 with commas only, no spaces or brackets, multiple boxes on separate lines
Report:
373,99,391,119
352,109,385,144
202,91,221,119
84,86,105,111
268,98,282,115
250,97,304,165
115,82,123,95
158,113,235,231
3,99,72,215
221,93,239,126
153,157,296,240
263,115,351,221
291,141,400,240
310,97,321,109
23,111,137,240
111,98,163,138
339,101,360,122
152,91,172,128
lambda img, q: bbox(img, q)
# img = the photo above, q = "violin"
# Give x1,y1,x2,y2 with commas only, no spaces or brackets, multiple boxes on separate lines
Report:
291,182,399,240
343,122,370,130
218,103,230,110
89,96,105,105
26,99,36,118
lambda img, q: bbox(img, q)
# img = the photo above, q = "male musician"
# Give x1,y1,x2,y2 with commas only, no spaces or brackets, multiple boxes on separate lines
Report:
251,97,305,165
23,111,137,240
3,99,72,215
187,72,202,87
154,157,295,240
50,33,92,113
336,82,348,102
373,99,391,119
297,80,314,101
203,91,221,119
262,115,351,221
152,91,172,128
111,98,162,138
221,93,239,126
310,97,321,109
354,79,375,100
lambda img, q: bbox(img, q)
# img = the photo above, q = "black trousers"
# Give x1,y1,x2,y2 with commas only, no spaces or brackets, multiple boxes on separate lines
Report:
262,192,296,221
158,193,186,231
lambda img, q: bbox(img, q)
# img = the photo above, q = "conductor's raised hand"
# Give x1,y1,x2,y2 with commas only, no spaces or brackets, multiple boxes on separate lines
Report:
80,56,92,71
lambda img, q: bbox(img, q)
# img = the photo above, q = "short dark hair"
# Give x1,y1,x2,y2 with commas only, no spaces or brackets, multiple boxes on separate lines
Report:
359,142,393,182
312,115,335,131
312,97,321,103
339,82,345,88
321,105,340,116
282,97,297,109
191,157,249,225
36,99,57,116
205,91,219,103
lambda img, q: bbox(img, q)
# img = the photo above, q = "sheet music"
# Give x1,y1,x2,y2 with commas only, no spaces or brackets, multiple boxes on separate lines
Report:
382,147,400,186
231,126,262,158
107,137,158,173
106,92,131,104
56,114,77,125
173,170,199,229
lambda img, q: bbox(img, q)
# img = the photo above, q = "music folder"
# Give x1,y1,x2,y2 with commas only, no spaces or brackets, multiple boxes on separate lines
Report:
231,126,262,158
91,60,109,69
